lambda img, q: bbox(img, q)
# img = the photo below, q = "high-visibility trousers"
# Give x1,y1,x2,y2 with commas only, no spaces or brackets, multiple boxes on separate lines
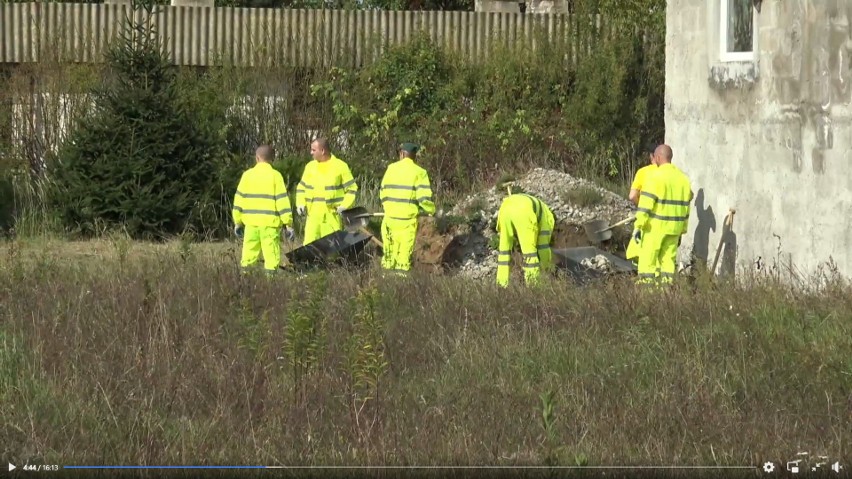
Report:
636,231,679,284
381,217,418,273
241,225,281,272
496,218,554,287
303,207,343,245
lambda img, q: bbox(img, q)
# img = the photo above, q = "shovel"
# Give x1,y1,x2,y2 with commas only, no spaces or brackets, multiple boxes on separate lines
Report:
340,206,378,232
341,207,436,232
583,216,635,243
338,206,383,248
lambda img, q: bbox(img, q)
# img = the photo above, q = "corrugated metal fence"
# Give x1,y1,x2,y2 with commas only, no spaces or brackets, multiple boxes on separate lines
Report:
0,2,612,67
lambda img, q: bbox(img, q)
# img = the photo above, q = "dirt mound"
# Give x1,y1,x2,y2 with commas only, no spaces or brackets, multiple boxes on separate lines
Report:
413,168,636,280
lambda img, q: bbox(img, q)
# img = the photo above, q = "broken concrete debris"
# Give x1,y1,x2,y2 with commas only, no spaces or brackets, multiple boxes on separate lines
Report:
439,167,635,280
580,254,615,273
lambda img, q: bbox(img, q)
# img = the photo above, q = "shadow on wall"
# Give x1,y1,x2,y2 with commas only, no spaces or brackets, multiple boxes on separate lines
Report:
719,214,738,277
691,188,715,269
690,189,738,278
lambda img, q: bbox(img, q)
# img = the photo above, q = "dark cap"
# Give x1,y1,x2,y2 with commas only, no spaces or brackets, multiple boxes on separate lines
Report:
400,142,420,154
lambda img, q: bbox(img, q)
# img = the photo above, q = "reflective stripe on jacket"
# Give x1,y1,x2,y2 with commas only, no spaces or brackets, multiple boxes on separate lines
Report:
379,158,436,219
634,163,692,235
295,155,358,213
232,162,292,228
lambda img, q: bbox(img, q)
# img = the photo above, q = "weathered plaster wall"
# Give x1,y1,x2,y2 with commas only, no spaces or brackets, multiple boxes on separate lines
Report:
666,0,852,279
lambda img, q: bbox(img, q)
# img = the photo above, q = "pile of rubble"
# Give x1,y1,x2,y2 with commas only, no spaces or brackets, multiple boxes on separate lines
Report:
580,254,615,273
444,168,635,279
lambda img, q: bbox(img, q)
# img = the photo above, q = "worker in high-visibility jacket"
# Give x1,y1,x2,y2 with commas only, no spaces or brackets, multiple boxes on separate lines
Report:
378,143,436,274
295,138,358,245
232,145,295,273
495,192,555,287
625,147,658,262
632,144,692,285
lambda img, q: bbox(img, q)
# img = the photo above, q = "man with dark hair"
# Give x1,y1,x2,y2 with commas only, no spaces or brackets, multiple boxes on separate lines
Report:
233,145,294,274
378,142,435,275
295,137,358,244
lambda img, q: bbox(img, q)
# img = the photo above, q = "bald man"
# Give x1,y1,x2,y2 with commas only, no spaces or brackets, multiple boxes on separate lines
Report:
232,145,294,274
632,145,692,285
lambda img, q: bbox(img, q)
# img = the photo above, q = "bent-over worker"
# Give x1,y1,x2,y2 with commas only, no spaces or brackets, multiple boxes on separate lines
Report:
632,144,692,285
495,192,555,287
378,142,436,274
295,137,358,245
232,145,295,274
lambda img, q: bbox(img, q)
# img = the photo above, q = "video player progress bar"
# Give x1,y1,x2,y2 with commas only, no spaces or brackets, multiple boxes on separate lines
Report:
62,465,758,470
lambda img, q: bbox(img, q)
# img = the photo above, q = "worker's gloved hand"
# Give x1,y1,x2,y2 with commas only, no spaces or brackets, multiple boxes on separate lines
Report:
297,206,306,216
234,224,244,238
336,206,345,215
632,229,642,244
283,226,296,242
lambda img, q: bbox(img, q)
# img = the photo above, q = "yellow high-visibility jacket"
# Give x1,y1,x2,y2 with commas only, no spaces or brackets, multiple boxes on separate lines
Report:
635,163,692,236
631,164,657,192
379,158,436,219
495,193,555,237
232,162,292,228
295,155,358,213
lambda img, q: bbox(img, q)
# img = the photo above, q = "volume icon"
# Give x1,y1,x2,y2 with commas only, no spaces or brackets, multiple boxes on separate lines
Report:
832,462,843,473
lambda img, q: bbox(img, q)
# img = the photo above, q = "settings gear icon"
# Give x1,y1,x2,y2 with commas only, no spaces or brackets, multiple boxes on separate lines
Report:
763,462,776,473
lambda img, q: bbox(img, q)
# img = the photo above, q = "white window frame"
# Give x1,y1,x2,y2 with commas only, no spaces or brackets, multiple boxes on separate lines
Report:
719,0,758,62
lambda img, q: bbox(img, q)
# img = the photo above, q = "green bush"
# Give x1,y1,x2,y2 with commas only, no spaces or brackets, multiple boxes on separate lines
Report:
272,154,309,193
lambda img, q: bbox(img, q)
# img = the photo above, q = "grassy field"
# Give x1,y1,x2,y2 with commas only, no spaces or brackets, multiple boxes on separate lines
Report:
0,238,850,478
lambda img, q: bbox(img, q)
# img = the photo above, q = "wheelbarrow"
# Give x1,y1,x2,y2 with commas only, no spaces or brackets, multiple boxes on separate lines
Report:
582,216,635,243
285,229,374,267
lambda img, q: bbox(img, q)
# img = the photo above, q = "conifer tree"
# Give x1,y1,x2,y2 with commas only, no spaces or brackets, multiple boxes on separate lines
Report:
51,1,217,239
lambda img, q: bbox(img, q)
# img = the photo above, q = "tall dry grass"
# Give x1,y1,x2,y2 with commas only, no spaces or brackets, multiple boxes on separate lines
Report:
0,240,848,477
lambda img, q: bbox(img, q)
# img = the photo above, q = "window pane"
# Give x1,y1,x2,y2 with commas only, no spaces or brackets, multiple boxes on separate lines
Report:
727,0,753,52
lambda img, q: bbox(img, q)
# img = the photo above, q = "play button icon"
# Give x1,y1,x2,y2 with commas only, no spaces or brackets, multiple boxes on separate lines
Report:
8,463,15,471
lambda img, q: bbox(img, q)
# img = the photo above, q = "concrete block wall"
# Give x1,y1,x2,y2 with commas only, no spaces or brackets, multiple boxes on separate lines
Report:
665,0,852,280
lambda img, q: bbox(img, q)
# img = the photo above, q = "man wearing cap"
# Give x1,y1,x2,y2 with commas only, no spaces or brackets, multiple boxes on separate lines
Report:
495,190,556,287
378,142,436,275
232,145,295,274
295,137,359,245
625,145,658,262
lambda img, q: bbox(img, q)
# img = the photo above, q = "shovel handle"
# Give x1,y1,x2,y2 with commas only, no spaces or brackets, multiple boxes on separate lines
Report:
360,227,383,248
594,216,636,234
352,212,436,220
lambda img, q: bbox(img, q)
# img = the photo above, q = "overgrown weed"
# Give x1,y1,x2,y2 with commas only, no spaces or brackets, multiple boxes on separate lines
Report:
0,242,848,469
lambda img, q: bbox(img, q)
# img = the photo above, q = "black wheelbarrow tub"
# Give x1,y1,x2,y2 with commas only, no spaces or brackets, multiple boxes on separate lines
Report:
552,246,637,284
285,230,374,266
